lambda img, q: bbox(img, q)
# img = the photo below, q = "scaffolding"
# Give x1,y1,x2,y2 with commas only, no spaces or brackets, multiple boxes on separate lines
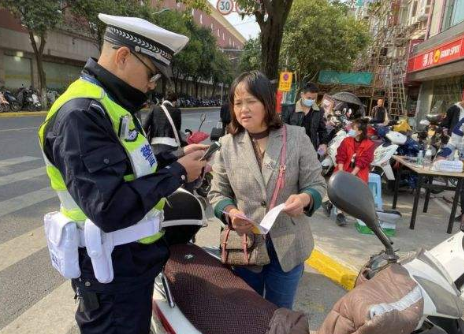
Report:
353,0,413,118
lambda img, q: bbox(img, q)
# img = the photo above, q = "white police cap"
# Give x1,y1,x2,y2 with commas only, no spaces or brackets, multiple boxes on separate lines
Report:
98,13,189,78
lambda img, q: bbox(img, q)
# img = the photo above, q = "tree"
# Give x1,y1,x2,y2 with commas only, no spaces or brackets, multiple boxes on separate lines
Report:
281,0,370,84
70,0,210,51
1,0,68,108
238,37,262,73
235,0,295,80
210,49,234,98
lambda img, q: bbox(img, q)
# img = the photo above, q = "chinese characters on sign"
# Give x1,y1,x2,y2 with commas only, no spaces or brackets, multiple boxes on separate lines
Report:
407,37,464,73
278,72,293,92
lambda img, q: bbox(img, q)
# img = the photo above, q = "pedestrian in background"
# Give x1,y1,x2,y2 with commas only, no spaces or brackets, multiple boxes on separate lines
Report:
370,98,389,125
332,118,375,226
440,98,464,137
281,82,328,156
208,71,326,309
143,91,186,156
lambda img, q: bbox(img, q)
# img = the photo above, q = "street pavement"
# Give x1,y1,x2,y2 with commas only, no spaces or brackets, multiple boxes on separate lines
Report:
0,110,345,334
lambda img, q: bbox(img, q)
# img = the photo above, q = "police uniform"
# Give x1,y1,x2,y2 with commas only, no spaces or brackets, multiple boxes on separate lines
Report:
38,14,189,334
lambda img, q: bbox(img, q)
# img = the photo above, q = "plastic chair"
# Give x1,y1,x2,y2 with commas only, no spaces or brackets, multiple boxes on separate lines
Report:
368,173,383,209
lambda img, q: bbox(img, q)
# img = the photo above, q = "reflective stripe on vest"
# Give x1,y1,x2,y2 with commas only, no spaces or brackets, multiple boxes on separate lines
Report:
38,78,165,244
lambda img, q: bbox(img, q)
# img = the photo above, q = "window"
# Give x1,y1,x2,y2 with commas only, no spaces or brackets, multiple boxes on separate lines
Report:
223,33,225,40
211,23,214,31
200,14,203,24
217,29,220,37
229,38,231,45
412,0,418,17
451,0,464,26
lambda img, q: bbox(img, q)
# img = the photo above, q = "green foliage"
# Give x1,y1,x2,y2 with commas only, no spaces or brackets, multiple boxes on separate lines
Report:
282,0,370,83
238,37,261,73
1,0,64,37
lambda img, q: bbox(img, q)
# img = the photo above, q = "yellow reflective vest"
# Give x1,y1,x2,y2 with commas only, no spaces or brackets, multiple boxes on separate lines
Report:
38,78,165,244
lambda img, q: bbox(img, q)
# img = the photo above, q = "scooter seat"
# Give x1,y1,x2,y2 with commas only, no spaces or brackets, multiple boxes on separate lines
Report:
164,243,278,334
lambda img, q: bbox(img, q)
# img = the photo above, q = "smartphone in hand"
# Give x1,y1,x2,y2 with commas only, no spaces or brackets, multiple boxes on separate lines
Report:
200,141,221,161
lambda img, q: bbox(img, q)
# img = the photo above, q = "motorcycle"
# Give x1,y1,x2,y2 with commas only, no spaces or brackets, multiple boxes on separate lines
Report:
0,88,21,112
0,91,9,113
151,172,464,334
19,87,42,111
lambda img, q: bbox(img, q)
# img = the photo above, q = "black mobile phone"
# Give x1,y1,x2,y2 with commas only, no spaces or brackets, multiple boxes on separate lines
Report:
200,141,221,161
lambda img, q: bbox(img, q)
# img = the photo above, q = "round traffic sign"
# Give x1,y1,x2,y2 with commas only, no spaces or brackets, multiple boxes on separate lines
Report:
217,0,233,15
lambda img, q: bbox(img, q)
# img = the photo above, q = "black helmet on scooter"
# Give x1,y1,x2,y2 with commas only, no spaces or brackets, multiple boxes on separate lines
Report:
162,188,205,246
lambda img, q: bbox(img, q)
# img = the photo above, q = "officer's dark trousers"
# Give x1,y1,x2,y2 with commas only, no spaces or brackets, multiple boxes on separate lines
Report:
72,281,154,334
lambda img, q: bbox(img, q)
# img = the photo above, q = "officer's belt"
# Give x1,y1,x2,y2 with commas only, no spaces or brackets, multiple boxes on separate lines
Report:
77,214,163,248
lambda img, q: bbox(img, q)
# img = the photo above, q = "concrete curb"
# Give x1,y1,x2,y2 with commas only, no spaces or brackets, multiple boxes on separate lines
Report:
0,111,48,118
306,247,358,290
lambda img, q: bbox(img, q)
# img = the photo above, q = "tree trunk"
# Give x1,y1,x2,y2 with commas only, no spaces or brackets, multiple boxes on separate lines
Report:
255,0,294,81
211,82,217,99
28,32,48,109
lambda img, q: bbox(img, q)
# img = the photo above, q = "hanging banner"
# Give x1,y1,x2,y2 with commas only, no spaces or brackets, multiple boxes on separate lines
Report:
278,72,293,92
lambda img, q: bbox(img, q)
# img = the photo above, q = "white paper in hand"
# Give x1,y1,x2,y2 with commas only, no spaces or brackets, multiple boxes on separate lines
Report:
251,203,286,234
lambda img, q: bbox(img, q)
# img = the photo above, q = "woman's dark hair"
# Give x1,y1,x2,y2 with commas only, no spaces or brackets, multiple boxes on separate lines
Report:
228,71,282,135
165,91,178,102
352,118,369,141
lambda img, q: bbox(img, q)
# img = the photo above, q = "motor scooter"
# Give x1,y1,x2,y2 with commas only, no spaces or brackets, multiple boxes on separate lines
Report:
152,172,464,334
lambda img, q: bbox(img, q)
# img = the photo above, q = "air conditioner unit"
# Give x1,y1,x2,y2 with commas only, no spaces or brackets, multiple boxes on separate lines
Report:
417,0,430,21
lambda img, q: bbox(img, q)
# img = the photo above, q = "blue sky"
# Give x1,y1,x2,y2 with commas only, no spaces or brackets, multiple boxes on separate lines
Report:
207,0,260,39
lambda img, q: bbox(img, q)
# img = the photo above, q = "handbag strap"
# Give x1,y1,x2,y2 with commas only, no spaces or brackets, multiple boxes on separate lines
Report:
221,228,231,263
160,105,181,147
269,125,287,209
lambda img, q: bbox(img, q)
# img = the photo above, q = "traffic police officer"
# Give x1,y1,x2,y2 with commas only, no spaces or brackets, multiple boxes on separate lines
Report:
38,14,207,333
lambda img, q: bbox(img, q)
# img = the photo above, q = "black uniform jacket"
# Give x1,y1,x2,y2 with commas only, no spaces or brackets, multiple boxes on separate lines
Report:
42,58,187,292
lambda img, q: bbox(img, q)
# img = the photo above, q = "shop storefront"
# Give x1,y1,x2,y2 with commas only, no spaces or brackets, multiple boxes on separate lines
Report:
407,31,464,124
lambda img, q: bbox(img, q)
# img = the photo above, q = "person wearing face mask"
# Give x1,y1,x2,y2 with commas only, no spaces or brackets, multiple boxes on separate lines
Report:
38,14,208,333
281,82,328,155
333,118,375,226
208,71,326,309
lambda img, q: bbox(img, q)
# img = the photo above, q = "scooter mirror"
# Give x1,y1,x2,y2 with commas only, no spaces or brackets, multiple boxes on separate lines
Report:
200,113,206,123
328,172,377,228
328,172,396,260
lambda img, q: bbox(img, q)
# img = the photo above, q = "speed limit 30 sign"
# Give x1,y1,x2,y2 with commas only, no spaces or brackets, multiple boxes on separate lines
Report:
217,0,234,15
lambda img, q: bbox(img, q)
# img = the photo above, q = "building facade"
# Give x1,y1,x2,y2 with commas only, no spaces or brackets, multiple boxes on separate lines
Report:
406,0,464,122
0,1,245,98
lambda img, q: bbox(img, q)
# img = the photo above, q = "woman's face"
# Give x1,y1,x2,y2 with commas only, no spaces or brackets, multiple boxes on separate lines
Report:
233,82,267,133
234,83,267,133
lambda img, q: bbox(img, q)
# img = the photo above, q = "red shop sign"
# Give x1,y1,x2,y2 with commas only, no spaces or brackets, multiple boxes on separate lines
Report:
407,36,464,73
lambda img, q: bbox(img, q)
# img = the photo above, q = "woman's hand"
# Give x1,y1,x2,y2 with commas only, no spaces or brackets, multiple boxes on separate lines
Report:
283,194,311,217
229,208,254,235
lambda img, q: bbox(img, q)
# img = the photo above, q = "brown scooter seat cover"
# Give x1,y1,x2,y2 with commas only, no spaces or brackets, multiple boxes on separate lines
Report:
163,244,309,334
317,264,424,334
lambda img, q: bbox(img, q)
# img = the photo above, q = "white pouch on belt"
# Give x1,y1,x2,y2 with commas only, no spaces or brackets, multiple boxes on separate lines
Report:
84,219,115,284
44,212,81,279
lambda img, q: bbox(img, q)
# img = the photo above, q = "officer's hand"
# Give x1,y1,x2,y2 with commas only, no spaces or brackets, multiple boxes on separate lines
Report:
183,144,209,156
178,150,207,182
435,155,447,162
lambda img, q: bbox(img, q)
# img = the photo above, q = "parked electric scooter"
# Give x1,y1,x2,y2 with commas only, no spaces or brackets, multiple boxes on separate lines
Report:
0,87,21,112
325,172,464,333
152,172,464,334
